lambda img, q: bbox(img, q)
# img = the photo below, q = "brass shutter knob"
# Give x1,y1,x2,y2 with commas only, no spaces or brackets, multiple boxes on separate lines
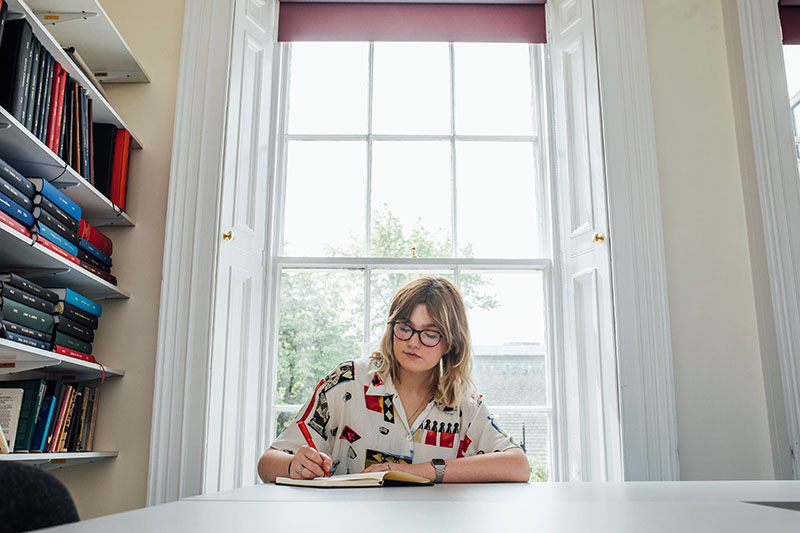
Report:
592,232,605,243
223,230,235,241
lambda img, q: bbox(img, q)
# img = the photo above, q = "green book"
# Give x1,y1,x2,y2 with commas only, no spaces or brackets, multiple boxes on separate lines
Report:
0,379,46,451
24,39,40,131
53,330,92,355
0,296,54,334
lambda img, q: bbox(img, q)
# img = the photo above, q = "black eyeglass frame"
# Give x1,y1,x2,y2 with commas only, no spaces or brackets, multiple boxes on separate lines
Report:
390,321,444,348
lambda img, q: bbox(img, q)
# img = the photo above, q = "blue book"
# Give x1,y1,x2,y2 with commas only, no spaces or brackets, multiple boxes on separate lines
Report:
0,190,34,228
30,393,57,452
6,330,52,351
36,222,79,256
79,238,112,267
28,178,81,222
0,157,35,199
50,288,102,317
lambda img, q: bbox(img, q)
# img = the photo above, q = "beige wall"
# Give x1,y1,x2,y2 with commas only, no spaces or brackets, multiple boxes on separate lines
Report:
52,0,185,518
642,0,776,479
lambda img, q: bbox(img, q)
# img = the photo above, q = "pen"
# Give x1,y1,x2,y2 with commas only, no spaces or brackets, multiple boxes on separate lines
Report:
298,421,330,477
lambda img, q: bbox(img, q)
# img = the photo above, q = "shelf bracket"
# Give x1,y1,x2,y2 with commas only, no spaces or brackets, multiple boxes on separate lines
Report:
34,11,99,26
18,266,73,279
93,71,140,82
0,359,61,375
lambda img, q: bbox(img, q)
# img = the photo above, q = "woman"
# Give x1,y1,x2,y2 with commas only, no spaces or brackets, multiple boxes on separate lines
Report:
258,276,530,483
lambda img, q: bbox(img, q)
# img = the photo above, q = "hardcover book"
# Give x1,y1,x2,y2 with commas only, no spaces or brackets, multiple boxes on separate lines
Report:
275,471,433,488
0,209,32,237
34,235,81,266
49,287,102,317
0,19,33,122
0,296,55,333
33,207,80,246
30,388,57,452
28,177,81,221
0,282,56,314
0,387,23,451
54,344,96,364
39,52,54,143
3,319,52,342
53,330,92,355
0,157,34,198
24,39,40,131
79,261,117,286
77,248,111,273
5,329,51,351
0,190,34,228
93,123,117,197
0,273,59,303
34,194,80,233
78,238,112,267
110,129,131,210
0,174,32,212
57,301,98,329
0,379,46,451
33,221,79,256
46,62,63,151
78,219,112,256
53,314,94,342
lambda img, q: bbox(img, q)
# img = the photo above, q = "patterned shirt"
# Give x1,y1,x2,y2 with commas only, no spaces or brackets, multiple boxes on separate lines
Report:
271,358,518,475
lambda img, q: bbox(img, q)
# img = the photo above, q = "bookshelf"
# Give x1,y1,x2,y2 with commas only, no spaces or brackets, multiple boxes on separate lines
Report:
0,0,145,466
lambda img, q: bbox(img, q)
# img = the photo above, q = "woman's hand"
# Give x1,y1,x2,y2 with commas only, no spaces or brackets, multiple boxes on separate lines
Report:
288,445,332,479
361,461,434,482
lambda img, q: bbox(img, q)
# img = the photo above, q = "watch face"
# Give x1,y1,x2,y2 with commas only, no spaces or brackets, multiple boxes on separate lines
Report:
432,458,446,467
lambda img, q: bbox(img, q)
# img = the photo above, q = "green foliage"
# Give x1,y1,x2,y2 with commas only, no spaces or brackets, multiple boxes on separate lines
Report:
528,456,548,483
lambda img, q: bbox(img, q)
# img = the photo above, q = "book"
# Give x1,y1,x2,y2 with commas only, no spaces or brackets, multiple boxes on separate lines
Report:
0,174,32,212
27,177,81,221
0,2,7,53
93,123,117,197
62,46,107,98
0,157,34,199
24,38,40,131
34,194,80,234
85,386,99,451
0,387,23,450
49,287,102,317
48,384,72,452
55,70,68,156
53,314,94,342
31,45,47,137
33,206,80,246
0,273,59,304
4,319,52,342
30,384,57,452
34,235,81,266
0,379,46,451
79,260,117,285
0,420,9,453
61,384,83,452
77,247,111,273
54,344,96,364
39,52,54,143
5,329,51,351
33,221,79,256
46,62,63,151
57,301,98,329
88,98,94,185
0,296,55,333
43,382,67,452
0,282,56,314
275,470,433,488
0,190,34,228
69,385,90,452
0,19,33,123
110,129,131,210
78,219,113,256
53,330,92,355
0,209,31,237
79,238,112,267
76,386,95,451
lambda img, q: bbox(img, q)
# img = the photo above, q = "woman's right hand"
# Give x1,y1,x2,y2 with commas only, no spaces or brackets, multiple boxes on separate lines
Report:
288,445,332,479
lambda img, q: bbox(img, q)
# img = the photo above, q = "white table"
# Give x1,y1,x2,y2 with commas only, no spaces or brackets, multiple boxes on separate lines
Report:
42,481,800,532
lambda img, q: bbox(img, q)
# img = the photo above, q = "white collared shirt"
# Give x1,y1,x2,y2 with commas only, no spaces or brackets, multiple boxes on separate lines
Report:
271,358,518,475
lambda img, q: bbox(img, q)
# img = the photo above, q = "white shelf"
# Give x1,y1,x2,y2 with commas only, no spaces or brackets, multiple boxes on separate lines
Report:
0,338,123,379
4,0,143,149
0,223,129,301
27,0,149,84
0,451,118,470
0,107,135,227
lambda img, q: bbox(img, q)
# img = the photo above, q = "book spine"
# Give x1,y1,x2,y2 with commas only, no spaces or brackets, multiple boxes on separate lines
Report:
3,319,52,342
46,62,62,150
79,238,112,267
32,47,47,138
0,157,34,198
6,329,51,351
76,388,93,451
0,283,55,314
46,384,68,453
0,296,54,333
88,98,94,185
24,39,40,131
86,387,99,451
0,175,32,212
0,209,32,237
34,206,80,246
65,288,101,317
55,315,94,343
30,394,55,452
57,302,98,329
64,385,83,452
5,273,58,303
79,261,117,285
33,178,81,221
34,235,81,266
34,221,79,256
57,386,77,452
9,21,32,123
56,71,68,156
54,344,96,364
37,52,53,141
77,248,110,273
35,194,79,234
78,219,113,256
0,190,34,227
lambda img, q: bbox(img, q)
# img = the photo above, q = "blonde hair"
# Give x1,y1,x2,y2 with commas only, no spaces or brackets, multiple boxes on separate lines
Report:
371,276,473,407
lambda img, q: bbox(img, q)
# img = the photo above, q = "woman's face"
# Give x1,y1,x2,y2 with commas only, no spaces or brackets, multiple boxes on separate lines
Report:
392,303,447,379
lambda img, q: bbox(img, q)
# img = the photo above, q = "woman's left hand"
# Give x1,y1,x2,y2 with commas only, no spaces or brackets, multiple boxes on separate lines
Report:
361,461,433,481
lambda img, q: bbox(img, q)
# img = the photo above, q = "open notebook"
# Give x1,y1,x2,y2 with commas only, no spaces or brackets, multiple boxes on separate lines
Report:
275,471,433,488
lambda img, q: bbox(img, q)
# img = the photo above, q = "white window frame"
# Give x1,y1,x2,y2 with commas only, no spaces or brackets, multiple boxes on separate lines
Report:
265,42,560,478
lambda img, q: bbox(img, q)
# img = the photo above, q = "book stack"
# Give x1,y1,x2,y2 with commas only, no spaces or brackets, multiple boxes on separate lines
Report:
48,287,102,363
0,16,94,183
77,219,116,285
94,124,132,211
0,156,35,237
0,273,57,351
0,379,100,454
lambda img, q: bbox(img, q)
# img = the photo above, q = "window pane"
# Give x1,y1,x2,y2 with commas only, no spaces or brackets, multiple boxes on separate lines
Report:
372,42,451,135
288,42,369,134
368,270,454,348
454,43,534,135
283,141,366,256
276,269,364,406
456,142,538,257
489,410,549,481
473,345,547,406
275,411,296,439
371,141,452,257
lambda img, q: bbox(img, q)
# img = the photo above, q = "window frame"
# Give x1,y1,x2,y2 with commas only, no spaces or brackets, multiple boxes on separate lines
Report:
264,41,561,479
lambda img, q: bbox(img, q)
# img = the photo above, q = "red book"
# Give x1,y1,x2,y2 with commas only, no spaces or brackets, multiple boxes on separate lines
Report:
109,129,131,210
48,385,73,452
46,62,63,151
52,69,68,154
35,236,81,266
78,219,113,256
0,210,32,238
55,344,98,364
79,260,118,285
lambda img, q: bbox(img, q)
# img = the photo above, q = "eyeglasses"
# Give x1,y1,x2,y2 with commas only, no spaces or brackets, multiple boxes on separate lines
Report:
391,321,444,348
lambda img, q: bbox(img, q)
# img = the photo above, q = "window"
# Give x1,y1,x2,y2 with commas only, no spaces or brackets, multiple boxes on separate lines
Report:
785,46,800,170
268,41,552,481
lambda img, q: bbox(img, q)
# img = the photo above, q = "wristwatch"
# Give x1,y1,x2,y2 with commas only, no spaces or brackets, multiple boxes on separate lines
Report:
431,458,446,483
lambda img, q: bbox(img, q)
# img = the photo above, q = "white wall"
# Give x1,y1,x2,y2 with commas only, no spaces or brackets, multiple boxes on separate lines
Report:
642,0,776,479
51,0,185,518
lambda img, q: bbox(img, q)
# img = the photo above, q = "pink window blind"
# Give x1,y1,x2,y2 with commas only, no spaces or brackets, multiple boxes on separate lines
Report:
277,1,547,43
780,1,800,44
